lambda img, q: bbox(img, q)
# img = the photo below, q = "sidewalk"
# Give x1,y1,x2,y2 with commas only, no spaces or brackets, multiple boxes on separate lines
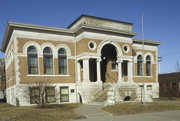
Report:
73,105,180,121
74,104,112,119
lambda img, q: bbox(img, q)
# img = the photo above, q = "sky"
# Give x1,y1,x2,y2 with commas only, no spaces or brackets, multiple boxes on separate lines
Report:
0,0,180,74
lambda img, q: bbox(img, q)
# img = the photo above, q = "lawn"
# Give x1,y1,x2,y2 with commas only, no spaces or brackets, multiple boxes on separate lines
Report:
0,103,85,121
103,98,180,116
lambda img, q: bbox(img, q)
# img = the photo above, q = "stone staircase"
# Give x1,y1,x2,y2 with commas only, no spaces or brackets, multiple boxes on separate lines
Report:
93,84,111,103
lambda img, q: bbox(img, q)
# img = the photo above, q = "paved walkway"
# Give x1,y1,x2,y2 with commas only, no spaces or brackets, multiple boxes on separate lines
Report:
74,104,112,119
73,105,180,121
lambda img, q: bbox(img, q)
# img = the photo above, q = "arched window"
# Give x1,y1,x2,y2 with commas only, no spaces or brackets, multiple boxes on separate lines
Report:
27,46,38,74
146,55,151,76
137,55,143,76
43,47,53,74
58,48,67,74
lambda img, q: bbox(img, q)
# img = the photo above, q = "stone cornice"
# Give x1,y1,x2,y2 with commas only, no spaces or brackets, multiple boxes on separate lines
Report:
1,22,137,52
133,38,161,46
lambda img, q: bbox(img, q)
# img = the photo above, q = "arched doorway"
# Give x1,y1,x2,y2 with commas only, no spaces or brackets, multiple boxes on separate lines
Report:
78,93,82,103
101,44,117,83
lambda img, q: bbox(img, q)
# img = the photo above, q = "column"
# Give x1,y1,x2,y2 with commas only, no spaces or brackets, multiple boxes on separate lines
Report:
82,58,90,82
117,59,123,83
77,61,81,82
96,58,101,82
128,60,133,82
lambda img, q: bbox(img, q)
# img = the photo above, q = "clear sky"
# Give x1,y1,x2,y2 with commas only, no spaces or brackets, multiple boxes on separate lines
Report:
0,0,180,74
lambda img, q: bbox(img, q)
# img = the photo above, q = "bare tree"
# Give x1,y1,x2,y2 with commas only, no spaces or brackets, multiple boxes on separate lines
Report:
22,80,59,108
175,60,180,72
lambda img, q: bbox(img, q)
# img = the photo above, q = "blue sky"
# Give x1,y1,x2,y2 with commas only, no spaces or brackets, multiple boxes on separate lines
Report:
0,0,180,74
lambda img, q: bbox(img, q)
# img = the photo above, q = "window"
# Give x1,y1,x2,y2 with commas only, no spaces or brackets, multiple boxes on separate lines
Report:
30,87,40,104
137,55,143,76
88,41,96,50
123,44,129,53
60,87,69,102
111,61,117,70
71,89,75,93
43,47,53,74
58,48,67,74
146,55,151,76
27,46,38,74
45,87,55,103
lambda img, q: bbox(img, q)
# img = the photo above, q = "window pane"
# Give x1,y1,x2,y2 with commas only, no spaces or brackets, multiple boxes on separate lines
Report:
137,62,142,76
146,56,151,76
59,57,67,74
44,56,53,74
58,48,66,54
47,96,55,103
30,88,40,104
61,88,68,94
27,46,37,53
46,87,55,103
43,47,52,54
137,55,143,76
60,87,69,102
146,62,151,76
61,95,69,102
28,55,38,74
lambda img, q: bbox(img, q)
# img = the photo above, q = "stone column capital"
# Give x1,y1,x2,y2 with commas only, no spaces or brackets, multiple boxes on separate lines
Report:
116,59,123,63
96,58,102,62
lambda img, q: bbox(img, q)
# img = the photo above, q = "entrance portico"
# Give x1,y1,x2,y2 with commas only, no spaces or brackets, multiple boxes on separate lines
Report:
76,40,134,83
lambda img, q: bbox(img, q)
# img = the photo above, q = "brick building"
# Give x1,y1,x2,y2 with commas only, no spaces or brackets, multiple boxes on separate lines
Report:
159,72,180,97
1,15,160,106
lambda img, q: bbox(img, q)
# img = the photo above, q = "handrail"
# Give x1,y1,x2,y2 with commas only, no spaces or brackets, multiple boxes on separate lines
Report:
94,84,111,96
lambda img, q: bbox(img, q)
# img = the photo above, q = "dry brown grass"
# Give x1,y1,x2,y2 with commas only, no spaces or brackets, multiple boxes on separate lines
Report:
103,99,180,116
0,103,85,121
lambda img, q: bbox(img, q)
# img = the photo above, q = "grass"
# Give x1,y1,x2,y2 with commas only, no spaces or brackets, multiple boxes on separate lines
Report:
0,103,85,121
103,98,180,116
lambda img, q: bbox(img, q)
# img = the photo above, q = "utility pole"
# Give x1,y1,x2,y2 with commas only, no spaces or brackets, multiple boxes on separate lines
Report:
141,13,145,104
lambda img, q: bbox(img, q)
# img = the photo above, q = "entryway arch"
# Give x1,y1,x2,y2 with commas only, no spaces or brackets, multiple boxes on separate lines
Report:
97,40,122,83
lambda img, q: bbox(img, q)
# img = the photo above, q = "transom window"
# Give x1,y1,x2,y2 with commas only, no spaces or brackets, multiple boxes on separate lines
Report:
146,55,151,76
137,55,143,76
58,48,67,75
27,46,38,74
43,47,53,74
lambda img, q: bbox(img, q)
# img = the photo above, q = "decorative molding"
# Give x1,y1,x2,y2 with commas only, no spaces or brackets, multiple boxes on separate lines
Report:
23,41,41,55
97,39,123,56
55,44,71,57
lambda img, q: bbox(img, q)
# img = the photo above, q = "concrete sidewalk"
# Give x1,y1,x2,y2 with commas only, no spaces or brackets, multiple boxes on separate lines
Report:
73,105,180,121
74,104,112,119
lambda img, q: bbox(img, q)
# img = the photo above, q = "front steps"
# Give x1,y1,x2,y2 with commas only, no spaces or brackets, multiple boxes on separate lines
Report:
77,82,154,105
